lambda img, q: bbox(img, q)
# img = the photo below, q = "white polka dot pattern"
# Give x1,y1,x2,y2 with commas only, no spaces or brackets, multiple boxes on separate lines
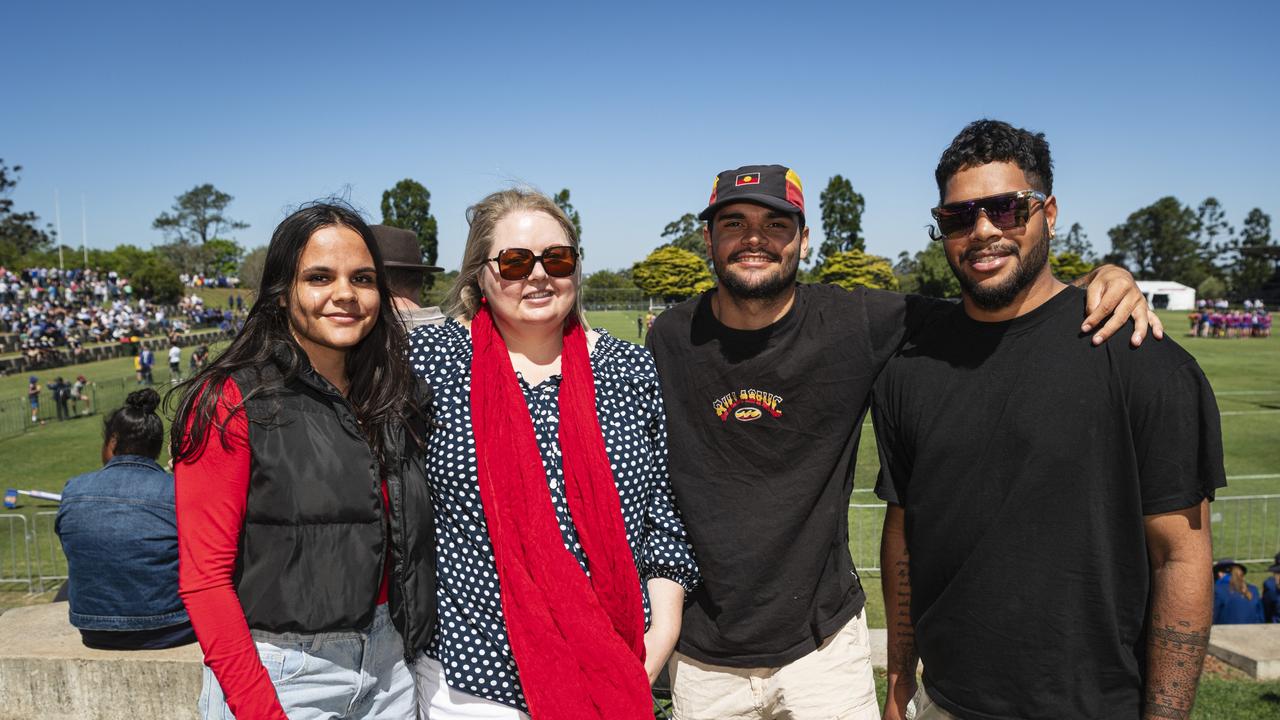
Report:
408,319,700,712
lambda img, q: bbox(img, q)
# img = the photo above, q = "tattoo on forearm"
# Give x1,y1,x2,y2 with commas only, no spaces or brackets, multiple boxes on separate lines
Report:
1150,626,1209,648
1143,613,1209,720
888,556,917,674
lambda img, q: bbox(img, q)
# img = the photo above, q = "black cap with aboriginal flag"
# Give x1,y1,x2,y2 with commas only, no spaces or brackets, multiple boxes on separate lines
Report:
698,164,805,225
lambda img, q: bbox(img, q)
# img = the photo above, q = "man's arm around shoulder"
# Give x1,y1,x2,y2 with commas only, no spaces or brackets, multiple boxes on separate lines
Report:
1143,500,1214,720
881,504,918,720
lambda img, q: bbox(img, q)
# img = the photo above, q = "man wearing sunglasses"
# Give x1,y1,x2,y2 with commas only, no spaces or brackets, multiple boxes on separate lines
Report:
646,163,1162,719
873,120,1222,719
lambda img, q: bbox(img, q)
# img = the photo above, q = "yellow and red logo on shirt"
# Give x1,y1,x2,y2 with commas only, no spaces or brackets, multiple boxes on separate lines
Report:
713,388,783,422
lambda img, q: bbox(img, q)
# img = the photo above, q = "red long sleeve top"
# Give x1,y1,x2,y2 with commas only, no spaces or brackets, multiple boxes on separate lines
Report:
176,380,389,719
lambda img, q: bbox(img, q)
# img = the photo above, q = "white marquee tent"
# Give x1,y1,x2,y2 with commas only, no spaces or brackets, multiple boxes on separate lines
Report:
1135,280,1196,311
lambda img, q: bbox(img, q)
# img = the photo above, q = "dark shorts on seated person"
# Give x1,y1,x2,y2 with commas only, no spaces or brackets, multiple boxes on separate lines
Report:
80,622,196,651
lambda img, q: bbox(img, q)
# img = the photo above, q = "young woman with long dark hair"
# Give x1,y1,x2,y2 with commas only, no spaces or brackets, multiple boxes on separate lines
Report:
171,202,435,719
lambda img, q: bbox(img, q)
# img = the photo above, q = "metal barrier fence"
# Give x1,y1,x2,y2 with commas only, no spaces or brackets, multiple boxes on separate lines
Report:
2,496,1276,594
1210,495,1280,564
32,511,67,592
849,503,887,573
0,514,33,593
0,370,194,441
0,384,105,441
0,395,28,438
851,494,1280,574
581,288,650,311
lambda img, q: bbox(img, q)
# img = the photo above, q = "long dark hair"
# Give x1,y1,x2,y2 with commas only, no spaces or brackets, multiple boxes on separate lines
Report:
105,388,164,459
169,201,419,467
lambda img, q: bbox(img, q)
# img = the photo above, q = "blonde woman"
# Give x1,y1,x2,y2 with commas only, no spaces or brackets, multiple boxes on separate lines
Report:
1213,559,1264,624
408,189,698,719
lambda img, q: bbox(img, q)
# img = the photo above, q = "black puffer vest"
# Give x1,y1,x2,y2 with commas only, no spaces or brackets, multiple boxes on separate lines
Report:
229,357,435,659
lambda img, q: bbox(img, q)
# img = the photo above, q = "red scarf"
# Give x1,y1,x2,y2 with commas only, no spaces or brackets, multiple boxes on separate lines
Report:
469,304,650,719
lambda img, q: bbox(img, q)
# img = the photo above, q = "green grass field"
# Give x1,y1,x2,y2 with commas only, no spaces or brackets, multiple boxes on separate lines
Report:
2,306,1278,716
3,308,1278,578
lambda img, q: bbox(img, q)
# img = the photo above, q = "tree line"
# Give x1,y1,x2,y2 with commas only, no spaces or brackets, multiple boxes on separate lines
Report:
3,157,1273,305
0,160,458,304
610,177,1276,302
1105,197,1274,299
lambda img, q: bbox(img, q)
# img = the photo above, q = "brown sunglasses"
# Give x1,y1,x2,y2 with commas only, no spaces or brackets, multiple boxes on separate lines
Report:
488,245,579,281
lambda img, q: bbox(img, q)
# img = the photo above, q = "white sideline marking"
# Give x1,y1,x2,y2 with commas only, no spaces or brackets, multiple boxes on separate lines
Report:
850,473,1280,503
869,410,1279,418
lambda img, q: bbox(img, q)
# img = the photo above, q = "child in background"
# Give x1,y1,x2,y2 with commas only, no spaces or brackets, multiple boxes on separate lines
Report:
27,375,41,425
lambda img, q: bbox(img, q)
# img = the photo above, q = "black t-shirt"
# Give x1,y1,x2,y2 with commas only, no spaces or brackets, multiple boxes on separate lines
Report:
647,283,945,667
873,286,1227,720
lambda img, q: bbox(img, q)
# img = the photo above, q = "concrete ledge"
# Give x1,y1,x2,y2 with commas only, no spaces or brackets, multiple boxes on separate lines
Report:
0,604,899,718
0,602,202,720
1209,623,1280,680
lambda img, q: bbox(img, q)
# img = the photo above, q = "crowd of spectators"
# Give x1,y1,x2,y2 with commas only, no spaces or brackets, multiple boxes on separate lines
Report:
178,273,239,289
1188,298,1271,339
0,266,242,371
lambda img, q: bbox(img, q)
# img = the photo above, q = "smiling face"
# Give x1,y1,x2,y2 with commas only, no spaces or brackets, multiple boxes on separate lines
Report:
942,161,1057,313
478,210,578,331
286,224,380,363
706,202,809,301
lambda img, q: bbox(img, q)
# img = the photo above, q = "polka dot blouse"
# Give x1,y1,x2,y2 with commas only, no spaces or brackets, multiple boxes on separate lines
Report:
408,319,701,712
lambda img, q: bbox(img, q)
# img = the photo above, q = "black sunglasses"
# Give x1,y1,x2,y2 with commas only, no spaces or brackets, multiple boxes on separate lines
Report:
930,190,1047,238
488,245,579,281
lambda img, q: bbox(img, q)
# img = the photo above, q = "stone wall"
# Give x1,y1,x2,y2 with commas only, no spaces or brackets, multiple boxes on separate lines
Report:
0,603,202,720
0,329,226,377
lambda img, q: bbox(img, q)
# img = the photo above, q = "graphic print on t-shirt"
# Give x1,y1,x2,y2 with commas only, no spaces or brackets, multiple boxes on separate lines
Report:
712,387,783,422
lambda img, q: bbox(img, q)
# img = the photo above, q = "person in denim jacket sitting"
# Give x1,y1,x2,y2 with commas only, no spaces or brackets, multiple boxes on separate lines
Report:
55,387,194,650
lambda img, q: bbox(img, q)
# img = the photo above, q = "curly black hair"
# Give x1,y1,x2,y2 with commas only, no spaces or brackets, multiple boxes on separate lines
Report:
934,119,1053,203
104,388,164,459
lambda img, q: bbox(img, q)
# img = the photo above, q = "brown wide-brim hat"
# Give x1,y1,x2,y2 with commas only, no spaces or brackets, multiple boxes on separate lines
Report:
371,224,443,272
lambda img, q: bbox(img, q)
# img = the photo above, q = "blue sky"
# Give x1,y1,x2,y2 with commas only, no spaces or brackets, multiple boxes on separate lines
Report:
6,0,1278,274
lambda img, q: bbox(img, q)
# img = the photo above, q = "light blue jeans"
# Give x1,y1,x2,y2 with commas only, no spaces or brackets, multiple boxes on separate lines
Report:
198,604,415,719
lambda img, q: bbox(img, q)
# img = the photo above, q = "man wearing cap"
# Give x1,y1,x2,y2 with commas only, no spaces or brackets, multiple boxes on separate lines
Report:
874,120,1222,719
371,224,445,330
646,163,1158,719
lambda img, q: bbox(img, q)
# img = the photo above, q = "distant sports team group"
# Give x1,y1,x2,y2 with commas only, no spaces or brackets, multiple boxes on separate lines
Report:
57,119,1239,720
1187,308,1271,338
